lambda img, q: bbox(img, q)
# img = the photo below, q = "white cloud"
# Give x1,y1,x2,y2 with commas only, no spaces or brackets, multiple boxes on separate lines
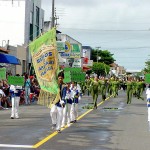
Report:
41,0,150,70
42,0,150,30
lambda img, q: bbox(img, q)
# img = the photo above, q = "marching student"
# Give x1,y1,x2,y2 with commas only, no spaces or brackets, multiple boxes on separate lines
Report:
146,84,150,131
61,82,73,128
50,71,66,132
70,82,80,123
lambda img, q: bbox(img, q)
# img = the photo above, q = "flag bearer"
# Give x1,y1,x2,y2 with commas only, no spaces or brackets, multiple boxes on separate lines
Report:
50,72,66,132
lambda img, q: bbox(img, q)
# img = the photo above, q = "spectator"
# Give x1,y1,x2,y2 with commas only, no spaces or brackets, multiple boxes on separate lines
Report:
24,74,31,105
9,84,22,119
0,86,6,110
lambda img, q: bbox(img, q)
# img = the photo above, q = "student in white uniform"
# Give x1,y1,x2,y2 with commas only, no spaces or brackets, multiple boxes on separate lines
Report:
50,72,66,133
70,82,81,123
146,84,150,131
61,82,73,128
9,84,22,119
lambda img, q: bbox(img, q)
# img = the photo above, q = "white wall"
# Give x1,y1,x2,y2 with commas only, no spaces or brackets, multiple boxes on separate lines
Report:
0,1,25,47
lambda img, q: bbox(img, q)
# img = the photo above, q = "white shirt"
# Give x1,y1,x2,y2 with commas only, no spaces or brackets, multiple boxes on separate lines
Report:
146,88,150,99
0,89,6,97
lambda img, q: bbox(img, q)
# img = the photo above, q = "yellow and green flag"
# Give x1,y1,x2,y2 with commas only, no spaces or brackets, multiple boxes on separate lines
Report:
29,28,60,107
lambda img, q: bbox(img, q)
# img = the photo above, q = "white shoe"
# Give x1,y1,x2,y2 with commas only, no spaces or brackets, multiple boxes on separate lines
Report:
67,123,71,127
61,124,65,128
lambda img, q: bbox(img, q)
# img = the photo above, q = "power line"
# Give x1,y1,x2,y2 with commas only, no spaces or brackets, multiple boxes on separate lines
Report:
58,27,150,32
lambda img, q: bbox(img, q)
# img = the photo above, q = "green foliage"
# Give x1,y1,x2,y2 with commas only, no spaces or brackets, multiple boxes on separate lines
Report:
92,62,110,76
86,69,93,75
91,49,115,65
143,60,150,73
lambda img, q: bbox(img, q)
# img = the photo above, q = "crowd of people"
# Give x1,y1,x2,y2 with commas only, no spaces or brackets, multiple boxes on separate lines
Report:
0,70,147,133
0,73,40,115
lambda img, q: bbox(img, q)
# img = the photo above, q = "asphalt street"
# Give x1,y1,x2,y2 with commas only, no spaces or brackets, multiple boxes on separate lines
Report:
0,90,149,150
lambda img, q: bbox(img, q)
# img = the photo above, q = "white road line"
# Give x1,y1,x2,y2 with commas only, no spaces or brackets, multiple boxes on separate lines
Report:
0,144,33,148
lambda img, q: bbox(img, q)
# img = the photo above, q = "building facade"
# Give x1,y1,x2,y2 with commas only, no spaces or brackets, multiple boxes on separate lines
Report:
0,0,44,73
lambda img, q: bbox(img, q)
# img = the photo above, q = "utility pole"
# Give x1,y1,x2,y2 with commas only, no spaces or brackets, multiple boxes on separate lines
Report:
96,47,101,62
51,0,55,28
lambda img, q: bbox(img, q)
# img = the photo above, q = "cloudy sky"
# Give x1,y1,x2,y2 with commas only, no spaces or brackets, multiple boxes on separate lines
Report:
42,0,150,71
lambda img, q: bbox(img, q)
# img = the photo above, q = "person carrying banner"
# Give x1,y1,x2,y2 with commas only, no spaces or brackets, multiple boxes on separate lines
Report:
50,72,66,133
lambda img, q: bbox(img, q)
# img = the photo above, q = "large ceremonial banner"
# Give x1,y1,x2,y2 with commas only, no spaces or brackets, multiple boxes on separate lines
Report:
29,28,60,107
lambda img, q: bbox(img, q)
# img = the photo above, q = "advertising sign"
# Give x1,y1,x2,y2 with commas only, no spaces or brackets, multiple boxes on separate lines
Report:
57,41,65,52
60,41,71,58
72,59,82,68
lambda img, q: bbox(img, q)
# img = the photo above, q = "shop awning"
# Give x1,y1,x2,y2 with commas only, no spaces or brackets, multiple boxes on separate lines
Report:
0,53,21,65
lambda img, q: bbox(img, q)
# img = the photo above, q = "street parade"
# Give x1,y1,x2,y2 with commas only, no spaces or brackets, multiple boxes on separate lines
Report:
1,0,150,150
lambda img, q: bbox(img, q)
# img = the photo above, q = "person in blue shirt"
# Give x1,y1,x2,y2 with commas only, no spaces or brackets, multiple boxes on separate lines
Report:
24,74,31,105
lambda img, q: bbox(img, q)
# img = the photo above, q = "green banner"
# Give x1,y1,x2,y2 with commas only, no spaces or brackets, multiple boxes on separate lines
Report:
29,28,60,107
0,68,6,80
64,71,85,83
63,67,82,72
29,28,59,94
7,76,24,86
63,71,71,83
145,74,150,83
71,72,85,82
71,44,80,53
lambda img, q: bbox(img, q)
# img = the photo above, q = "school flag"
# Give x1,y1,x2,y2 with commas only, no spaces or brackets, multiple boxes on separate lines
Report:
29,28,60,107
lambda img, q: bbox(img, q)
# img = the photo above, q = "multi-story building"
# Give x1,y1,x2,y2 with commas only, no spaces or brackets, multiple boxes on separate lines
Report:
0,0,44,74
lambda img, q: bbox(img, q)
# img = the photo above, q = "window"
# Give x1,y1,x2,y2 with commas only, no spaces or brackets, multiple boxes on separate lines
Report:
22,60,26,74
36,6,39,26
30,24,33,41
30,12,33,24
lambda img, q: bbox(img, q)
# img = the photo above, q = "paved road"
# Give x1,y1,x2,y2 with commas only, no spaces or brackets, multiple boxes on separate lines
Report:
0,90,149,150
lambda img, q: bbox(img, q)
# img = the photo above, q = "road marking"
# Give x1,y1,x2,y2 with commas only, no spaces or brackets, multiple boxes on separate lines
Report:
33,96,111,148
0,144,33,148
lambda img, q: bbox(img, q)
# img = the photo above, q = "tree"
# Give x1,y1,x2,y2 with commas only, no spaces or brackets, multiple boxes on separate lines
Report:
143,60,150,73
92,62,110,76
91,49,115,65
